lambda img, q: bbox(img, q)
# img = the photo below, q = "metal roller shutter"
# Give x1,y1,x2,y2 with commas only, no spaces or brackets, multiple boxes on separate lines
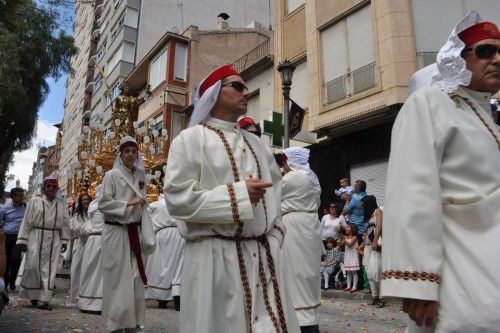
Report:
350,159,388,207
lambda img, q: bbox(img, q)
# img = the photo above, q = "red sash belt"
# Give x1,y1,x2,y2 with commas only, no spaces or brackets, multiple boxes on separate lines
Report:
105,220,147,285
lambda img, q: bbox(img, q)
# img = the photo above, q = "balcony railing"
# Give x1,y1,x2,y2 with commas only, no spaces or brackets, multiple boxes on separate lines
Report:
416,52,438,69
232,39,270,73
323,62,376,105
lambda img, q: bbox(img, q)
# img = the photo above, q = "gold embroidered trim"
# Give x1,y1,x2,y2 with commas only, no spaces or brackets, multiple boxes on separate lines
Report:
382,270,441,284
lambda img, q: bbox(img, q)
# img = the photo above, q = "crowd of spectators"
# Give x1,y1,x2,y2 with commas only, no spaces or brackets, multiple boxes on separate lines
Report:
319,178,384,307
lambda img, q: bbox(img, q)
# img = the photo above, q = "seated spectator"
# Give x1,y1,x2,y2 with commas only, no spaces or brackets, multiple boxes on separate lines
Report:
320,238,344,289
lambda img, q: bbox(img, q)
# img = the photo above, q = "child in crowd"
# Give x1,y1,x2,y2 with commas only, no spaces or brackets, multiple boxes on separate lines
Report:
320,238,344,289
343,223,360,293
335,177,353,198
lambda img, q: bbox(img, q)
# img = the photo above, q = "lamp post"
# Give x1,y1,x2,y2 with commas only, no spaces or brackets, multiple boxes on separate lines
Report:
277,59,296,148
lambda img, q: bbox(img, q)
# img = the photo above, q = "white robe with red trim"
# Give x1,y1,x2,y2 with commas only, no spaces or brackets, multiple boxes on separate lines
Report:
381,86,500,332
164,117,300,333
16,195,70,303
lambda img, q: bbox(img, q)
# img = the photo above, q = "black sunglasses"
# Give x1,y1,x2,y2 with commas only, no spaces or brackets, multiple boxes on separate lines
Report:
45,184,58,189
462,44,500,59
248,130,261,138
222,81,248,93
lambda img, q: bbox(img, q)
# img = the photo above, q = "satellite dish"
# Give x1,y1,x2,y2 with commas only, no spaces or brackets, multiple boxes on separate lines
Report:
217,12,230,20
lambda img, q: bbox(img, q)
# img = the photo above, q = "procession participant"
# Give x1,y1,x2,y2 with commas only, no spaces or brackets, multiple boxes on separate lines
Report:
381,12,500,332
99,136,155,332
239,115,262,137
16,177,70,310
145,189,185,311
280,147,322,333
0,187,26,291
69,192,91,303
164,64,300,333
78,184,105,313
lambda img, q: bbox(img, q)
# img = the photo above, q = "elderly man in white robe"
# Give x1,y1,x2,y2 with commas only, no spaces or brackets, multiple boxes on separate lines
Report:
99,136,155,332
279,147,322,333
381,12,500,333
164,64,300,333
78,184,105,313
16,177,70,311
145,191,185,311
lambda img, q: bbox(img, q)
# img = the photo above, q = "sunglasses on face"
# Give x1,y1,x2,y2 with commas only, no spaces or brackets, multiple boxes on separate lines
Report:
222,81,248,93
462,44,500,59
45,185,58,189
248,130,261,138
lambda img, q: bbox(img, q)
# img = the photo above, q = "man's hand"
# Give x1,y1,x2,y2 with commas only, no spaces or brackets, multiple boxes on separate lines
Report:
16,243,27,252
403,299,438,327
245,177,272,204
127,197,146,207
372,242,378,251
60,244,67,253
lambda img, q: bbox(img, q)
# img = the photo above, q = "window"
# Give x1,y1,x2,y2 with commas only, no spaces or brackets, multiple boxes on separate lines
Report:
174,43,188,81
321,5,375,104
286,0,304,14
290,61,307,108
153,114,163,132
94,74,103,91
125,7,139,28
149,48,167,90
246,92,259,120
111,82,121,100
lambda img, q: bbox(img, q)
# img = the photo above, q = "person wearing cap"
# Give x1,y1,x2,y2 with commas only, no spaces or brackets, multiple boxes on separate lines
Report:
381,12,500,332
280,147,322,333
164,64,300,332
15,178,70,310
78,184,105,313
99,136,156,332
145,188,185,311
239,116,262,137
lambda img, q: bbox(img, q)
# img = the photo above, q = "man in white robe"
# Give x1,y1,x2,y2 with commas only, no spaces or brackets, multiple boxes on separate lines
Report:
381,12,500,333
164,64,300,333
279,148,322,333
16,178,70,310
99,136,156,332
78,184,105,313
145,192,185,311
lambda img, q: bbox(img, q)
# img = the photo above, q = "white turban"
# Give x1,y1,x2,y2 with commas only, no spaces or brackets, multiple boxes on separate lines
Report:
283,147,320,189
431,11,483,93
87,184,103,215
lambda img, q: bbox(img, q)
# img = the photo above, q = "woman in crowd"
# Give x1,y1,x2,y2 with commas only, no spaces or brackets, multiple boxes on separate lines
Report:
320,202,346,247
69,192,92,303
360,195,384,307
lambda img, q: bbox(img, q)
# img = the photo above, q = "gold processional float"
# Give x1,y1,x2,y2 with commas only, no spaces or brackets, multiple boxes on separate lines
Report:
66,87,169,204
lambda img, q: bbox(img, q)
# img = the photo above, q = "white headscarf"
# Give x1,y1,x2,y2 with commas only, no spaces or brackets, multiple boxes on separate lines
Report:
188,81,222,127
409,63,437,95
283,147,320,189
113,135,145,170
87,184,103,215
431,11,483,93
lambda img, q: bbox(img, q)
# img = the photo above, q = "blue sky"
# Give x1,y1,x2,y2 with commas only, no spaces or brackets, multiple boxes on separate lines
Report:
39,76,67,124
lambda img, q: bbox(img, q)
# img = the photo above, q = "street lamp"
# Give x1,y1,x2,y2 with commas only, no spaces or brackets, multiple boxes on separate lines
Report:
277,59,296,148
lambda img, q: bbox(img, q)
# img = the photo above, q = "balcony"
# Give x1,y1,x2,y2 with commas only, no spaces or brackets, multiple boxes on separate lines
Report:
323,62,376,105
232,39,271,74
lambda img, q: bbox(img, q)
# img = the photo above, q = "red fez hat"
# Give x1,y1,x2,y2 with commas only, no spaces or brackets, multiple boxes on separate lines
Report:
119,140,138,152
199,64,240,97
238,116,257,129
458,22,500,47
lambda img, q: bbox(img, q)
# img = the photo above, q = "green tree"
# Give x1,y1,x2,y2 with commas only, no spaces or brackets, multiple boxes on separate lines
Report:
0,0,76,193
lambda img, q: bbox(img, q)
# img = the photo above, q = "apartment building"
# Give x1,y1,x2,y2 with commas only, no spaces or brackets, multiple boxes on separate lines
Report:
274,0,500,207
58,1,97,196
123,22,270,149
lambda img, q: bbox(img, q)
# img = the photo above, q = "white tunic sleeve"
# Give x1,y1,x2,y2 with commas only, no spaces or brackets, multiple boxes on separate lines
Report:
99,171,128,221
381,89,448,302
164,132,253,224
